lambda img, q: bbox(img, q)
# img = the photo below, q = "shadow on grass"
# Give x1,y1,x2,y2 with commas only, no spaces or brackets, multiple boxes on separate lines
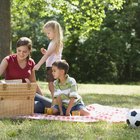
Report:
82,93,140,108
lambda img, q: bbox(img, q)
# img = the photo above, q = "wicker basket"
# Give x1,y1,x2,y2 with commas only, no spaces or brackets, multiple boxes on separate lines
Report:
0,82,37,118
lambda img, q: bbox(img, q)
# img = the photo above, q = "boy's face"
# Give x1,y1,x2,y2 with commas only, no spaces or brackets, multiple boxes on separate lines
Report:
52,66,64,79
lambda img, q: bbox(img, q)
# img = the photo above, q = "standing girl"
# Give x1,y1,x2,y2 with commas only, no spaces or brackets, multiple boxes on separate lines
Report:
33,20,63,100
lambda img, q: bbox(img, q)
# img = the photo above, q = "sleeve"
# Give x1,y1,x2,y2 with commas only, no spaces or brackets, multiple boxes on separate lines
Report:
69,78,79,98
5,56,10,62
47,41,57,56
53,81,62,98
29,58,36,70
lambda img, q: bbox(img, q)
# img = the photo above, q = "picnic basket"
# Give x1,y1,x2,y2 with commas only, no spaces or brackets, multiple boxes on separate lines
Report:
0,80,37,118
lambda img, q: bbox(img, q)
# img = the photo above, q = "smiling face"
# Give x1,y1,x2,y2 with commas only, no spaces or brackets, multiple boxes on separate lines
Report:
44,27,55,40
16,45,30,61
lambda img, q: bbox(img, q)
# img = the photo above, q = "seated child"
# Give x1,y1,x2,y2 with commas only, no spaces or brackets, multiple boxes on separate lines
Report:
51,60,91,116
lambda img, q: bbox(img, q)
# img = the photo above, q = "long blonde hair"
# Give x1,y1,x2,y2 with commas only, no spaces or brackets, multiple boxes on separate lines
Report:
43,20,63,53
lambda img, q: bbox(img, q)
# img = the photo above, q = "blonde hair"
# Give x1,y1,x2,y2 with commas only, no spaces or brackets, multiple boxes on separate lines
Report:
43,20,63,53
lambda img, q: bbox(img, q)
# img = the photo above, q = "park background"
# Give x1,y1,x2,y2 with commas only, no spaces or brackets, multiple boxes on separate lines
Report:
0,1,140,140
0,0,140,84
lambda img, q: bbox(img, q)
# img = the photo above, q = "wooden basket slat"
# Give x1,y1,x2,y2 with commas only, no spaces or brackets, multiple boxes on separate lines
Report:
0,91,36,96
0,83,37,96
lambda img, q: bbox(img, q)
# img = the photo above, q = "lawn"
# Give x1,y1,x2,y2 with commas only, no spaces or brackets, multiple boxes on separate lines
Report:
0,82,140,140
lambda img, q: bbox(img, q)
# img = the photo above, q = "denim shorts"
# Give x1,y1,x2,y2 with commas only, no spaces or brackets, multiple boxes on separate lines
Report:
52,102,86,115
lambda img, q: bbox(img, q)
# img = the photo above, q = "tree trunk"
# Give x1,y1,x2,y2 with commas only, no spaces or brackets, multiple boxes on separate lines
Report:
0,0,11,62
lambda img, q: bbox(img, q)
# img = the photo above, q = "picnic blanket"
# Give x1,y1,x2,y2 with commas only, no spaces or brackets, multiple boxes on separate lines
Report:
17,104,129,123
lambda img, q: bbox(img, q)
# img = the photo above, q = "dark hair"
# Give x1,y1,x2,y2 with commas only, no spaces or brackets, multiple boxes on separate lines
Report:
52,60,69,74
16,37,32,59
16,37,32,51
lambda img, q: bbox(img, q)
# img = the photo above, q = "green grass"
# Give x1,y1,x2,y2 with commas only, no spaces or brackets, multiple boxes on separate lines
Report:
0,82,140,140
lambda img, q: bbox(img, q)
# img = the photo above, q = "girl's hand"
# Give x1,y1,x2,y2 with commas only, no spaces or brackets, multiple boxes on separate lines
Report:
40,48,47,55
33,64,40,71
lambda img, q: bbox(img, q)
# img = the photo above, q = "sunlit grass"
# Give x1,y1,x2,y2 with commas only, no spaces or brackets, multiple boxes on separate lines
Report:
0,82,140,140
38,81,140,96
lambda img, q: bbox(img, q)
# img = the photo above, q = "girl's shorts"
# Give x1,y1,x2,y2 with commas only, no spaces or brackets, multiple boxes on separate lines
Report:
46,67,55,82
52,102,86,115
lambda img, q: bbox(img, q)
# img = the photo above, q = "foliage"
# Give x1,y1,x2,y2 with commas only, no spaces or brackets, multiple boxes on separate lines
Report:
11,0,47,50
63,0,140,83
11,0,125,47
11,0,140,83
45,0,125,36
11,0,51,79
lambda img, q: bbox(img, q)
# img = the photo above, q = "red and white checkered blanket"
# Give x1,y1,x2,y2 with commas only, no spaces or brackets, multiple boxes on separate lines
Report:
18,104,129,123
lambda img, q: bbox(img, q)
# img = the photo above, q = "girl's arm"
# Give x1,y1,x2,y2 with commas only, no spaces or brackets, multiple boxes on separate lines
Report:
66,97,75,116
28,70,43,95
0,58,8,76
33,43,56,71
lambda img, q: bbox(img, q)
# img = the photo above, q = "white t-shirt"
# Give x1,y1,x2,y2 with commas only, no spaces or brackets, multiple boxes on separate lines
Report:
46,41,62,67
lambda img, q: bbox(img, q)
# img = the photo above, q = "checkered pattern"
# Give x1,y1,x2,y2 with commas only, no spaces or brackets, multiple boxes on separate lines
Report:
17,104,129,123
86,104,129,123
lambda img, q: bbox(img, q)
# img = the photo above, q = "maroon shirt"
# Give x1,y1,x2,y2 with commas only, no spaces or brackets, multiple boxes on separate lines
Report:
5,55,35,82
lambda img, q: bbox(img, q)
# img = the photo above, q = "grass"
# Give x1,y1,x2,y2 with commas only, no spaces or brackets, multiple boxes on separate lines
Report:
0,82,140,140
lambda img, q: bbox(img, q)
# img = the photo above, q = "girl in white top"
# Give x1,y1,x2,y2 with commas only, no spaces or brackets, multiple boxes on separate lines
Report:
33,20,63,100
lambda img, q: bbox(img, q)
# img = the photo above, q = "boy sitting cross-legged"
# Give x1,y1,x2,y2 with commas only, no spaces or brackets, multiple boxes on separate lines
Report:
51,60,91,116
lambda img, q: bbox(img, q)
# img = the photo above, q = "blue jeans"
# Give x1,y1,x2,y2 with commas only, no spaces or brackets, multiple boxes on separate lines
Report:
34,93,52,113
53,102,86,115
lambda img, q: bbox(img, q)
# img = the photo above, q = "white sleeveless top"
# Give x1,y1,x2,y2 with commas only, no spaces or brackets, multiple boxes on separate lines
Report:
45,41,62,67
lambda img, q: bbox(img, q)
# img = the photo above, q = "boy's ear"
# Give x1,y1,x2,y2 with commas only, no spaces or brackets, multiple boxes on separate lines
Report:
60,69,65,75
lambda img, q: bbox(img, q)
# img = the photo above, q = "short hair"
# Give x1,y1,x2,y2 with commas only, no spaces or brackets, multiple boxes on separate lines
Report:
16,37,32,51
52,60,69,74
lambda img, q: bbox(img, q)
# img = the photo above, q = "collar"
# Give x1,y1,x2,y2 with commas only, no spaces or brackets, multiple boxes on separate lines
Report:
56,74,69,85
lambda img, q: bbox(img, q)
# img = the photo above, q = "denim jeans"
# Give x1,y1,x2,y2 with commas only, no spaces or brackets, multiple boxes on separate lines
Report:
34,93,52,113
52,102,85,115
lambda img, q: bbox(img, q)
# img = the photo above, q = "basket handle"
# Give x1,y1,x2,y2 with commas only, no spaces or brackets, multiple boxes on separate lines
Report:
1,80,7,90
24,78,31,90
3,84,7,90
27,83,31,90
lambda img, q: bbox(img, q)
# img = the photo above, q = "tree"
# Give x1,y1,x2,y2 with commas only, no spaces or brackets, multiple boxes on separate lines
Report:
63,0,140,83
45,0,125,37
0,0,11,62
11,0,125,42
12,0,133,83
